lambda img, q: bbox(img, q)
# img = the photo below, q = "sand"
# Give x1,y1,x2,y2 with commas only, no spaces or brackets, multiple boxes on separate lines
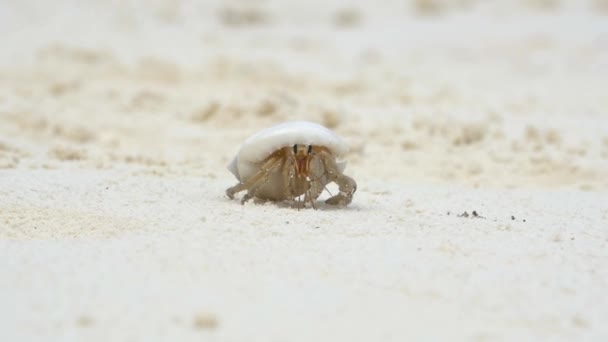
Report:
1,0,608,341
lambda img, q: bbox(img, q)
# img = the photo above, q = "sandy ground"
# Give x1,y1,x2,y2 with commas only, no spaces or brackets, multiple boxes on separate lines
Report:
1,0,608,341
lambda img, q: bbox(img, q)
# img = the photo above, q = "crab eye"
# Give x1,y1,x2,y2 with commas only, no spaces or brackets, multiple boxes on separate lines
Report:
307,145,313,154
292,144,297,154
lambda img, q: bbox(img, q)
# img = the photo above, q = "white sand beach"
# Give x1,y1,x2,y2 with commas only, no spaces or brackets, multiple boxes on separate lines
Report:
1,0,608,341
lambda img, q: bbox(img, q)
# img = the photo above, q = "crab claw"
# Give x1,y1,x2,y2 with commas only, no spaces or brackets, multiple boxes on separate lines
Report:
325,174,356,206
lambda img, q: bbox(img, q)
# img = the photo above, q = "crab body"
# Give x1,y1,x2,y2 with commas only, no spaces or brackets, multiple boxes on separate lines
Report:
226,121,356,207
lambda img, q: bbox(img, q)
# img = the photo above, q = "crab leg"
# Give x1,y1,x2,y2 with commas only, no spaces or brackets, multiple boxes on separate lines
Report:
226,154,284,203
282,153,296,200
304,174,325,210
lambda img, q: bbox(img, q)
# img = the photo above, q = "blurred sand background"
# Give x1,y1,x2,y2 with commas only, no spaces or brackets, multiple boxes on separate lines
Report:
1,0,608,341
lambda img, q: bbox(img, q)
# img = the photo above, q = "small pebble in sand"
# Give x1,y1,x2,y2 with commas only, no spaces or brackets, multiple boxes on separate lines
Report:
76,315,94,327
458,211,485,219
193,313,219,330
458,211,469,218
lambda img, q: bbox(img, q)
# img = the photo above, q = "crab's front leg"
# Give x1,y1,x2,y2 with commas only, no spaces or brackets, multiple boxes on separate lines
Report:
282,155,306,209
317,151,357,206
282,154,296,200
226,154,283,203
306,156,328,209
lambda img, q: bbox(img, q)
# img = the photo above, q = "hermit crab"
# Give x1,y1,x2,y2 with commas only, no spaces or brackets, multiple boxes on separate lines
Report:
226,121,357,208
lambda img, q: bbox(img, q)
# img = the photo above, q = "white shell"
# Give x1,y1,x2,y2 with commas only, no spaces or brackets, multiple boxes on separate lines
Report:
228,121,349,182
